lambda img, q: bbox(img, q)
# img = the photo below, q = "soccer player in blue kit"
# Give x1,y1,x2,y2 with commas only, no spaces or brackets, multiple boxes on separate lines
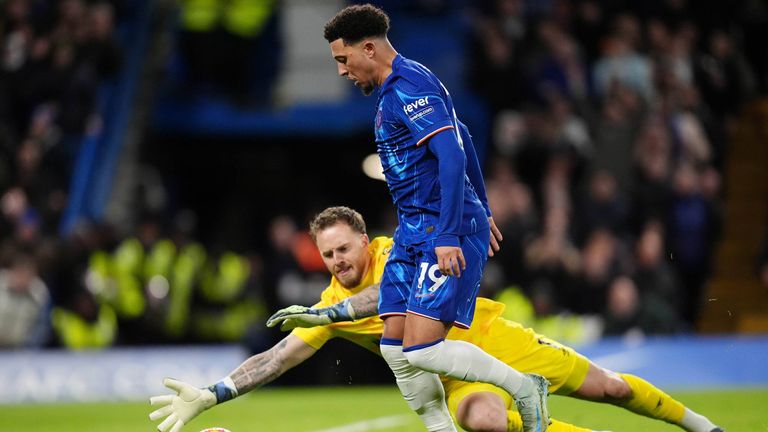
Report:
323,5,549,432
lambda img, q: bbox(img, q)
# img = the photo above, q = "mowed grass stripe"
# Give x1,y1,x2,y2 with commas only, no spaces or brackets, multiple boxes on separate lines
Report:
0,387,765,431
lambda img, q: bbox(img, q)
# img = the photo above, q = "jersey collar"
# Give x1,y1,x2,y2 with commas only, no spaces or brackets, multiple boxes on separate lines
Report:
379,53,403,95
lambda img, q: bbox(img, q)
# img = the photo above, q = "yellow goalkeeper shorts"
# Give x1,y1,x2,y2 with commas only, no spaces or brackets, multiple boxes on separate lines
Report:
443,317,590,415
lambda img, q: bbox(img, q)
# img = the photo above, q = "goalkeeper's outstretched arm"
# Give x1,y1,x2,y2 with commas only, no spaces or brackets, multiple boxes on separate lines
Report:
266,283,381,330
344,282,380,319
149,335,316,432
229,334,316,394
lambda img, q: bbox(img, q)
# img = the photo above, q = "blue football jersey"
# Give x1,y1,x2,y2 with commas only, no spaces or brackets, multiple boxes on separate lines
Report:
375,54,488,245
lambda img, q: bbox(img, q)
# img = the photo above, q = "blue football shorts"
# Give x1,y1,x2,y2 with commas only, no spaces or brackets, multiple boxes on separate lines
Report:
378,228,490,328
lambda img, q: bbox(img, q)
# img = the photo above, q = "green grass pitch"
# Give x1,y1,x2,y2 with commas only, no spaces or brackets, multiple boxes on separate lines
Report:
1,387,766,431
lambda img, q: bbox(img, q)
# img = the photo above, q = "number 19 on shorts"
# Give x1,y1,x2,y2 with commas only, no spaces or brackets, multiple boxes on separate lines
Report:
417,262,447,296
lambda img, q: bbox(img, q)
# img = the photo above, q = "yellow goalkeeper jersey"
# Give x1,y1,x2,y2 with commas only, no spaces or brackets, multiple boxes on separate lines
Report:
292,236,513,354
292,236,589,397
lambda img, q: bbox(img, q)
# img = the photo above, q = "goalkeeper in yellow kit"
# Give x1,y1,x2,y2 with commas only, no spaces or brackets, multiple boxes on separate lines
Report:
150,206,723,432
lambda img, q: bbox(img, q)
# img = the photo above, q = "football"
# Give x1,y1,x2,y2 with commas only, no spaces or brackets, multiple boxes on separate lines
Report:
199,429,232,432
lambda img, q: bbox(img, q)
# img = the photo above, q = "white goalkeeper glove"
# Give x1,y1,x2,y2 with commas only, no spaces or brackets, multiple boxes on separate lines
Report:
266,299,356,331
149,377,234,432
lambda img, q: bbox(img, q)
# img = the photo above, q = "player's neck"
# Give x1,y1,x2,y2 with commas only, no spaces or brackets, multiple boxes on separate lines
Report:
376,41,398,87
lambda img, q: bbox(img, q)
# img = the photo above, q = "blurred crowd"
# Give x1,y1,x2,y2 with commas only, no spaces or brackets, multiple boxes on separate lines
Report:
467,0,765,340
0,0,123,348
1,0,767,351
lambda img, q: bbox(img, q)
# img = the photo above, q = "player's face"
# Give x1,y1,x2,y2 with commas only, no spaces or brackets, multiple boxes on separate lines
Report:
315,222,371,288
329,38,376,96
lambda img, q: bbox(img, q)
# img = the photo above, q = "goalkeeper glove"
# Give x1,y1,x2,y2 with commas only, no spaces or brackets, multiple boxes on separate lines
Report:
266,298,356,331
149,378,237,432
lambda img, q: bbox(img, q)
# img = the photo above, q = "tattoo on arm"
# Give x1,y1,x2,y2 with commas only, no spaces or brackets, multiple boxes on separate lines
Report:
348,284,380,319
230,338,288,394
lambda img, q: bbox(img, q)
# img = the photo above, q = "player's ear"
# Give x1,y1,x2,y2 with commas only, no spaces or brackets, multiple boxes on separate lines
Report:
361,233,370,247
362,40,376,58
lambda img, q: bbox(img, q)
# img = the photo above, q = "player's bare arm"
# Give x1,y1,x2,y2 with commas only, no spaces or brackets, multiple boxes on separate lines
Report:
267,284,381,330
348,283,380,318
230,335,317,393
149,335,316,432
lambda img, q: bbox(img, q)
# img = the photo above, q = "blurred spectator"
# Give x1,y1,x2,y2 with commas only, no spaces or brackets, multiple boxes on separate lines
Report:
524,205,580,306
51,288,117,350
50,221,117,308
264,215,326,310
574,170,630,242
677,83,727,170
548,96,592,157
47,0,104,135
667,103,712,167
571,0,605,65
654,29,695,92
593,32,653,103
631,117,672,227
645,18,672,60
192,249,263,344
485,159,538,286
492,110,528,156
591,83,645,193
633,220,682,313
568,228,626,314
602,276,683,338
528,21,588,104
0,253,51,347
54,0,89,44
694,29,756,121
611,13,643,53
14,136,68,235
79,2,122,80
542,156,571,212
264,215,300,308
467,0,529,113
667,162,720,324
0,186,29,239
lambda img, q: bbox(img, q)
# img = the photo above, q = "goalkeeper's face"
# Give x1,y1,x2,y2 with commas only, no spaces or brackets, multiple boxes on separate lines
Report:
315,222,371,288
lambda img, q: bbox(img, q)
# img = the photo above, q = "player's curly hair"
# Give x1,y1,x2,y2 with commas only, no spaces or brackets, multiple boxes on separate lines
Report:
310,206,367,240
323,4,390,44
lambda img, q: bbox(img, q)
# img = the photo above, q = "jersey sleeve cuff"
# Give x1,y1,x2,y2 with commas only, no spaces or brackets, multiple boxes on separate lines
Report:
415,124,455,146
435,235,460,248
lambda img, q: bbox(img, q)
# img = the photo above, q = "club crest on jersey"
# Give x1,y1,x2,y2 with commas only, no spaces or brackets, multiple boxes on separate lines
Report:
403,97,434,122
375,109,383,129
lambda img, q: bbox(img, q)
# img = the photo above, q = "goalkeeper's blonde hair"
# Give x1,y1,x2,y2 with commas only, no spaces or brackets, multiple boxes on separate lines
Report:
309,206,367,240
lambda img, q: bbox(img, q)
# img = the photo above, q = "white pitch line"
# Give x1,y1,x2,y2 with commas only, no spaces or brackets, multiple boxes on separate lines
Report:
309,414,413,432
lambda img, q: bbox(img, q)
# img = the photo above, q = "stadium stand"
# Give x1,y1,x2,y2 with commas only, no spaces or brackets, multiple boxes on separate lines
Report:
0,1,766,395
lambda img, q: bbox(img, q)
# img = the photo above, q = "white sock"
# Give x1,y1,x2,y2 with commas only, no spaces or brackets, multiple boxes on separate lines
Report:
380,342,456,432
403,339,526,397
680,408,718,432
